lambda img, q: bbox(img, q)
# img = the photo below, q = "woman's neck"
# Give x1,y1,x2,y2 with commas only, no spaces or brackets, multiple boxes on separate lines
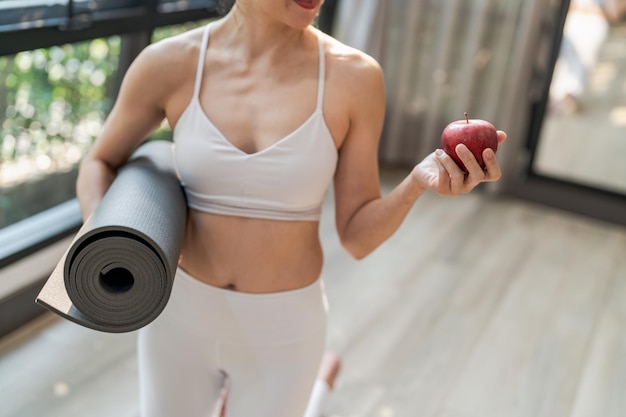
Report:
217,4,310,63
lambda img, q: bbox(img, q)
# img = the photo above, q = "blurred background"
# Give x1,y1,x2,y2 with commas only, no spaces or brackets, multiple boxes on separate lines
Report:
0,1,625,416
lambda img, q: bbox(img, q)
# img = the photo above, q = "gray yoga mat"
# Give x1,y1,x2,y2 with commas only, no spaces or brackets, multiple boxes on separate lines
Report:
36,140,187,333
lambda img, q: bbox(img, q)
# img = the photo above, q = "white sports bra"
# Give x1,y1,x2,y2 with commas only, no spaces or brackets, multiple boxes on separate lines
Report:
173,22,338,221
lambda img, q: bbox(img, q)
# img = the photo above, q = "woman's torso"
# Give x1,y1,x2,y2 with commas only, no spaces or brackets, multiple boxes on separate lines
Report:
162,22,349,293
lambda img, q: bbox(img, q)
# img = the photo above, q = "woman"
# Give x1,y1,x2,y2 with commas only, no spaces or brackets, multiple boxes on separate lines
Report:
76,0,507,416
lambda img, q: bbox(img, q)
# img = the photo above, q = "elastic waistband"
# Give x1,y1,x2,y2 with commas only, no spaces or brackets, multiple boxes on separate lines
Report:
155,267,328,345
176,266,324,299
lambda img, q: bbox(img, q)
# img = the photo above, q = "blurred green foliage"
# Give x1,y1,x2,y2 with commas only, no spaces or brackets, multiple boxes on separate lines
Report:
153,18,215,43
0,19,211,228
0,37,121,168
0,18,213,171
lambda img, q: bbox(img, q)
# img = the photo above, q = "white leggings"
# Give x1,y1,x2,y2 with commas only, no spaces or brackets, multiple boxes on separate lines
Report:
137,268,329,417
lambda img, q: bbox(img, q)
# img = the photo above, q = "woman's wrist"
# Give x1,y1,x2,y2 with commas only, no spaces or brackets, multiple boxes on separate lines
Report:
403,169,427,202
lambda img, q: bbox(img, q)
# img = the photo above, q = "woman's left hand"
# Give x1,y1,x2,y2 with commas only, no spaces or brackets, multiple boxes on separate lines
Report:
411,130,507,196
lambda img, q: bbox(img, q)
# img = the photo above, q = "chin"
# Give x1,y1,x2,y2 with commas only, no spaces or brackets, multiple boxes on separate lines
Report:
289,19,317,30
285,0,321,28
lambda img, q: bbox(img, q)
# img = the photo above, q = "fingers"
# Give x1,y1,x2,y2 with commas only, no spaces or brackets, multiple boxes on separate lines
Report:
428,129,506,196
455,144,502,184
435,149,467,195
497,130,507,144
482,148,502,181
455,144,485,186
434,145,503,196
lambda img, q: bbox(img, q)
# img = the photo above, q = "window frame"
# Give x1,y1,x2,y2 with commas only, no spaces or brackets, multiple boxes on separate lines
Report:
0,0,219,55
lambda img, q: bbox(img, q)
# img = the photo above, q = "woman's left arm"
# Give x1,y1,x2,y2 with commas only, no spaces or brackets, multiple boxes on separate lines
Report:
333,56,507,260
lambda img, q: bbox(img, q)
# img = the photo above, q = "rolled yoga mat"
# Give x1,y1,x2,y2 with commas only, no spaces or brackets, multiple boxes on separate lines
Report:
36,140,187,333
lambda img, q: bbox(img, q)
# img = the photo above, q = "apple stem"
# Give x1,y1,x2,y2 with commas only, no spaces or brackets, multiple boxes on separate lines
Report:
464,112,469,124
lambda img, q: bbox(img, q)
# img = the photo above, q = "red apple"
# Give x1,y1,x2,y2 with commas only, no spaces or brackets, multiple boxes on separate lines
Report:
440,113,498,172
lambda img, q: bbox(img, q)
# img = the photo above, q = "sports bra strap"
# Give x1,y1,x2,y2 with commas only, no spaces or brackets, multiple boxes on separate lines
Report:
193,22,213,98
316,32,326,111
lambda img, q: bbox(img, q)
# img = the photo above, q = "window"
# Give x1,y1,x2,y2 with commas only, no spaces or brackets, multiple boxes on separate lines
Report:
0,1,220,336
0,37,121,229
0,0,145,34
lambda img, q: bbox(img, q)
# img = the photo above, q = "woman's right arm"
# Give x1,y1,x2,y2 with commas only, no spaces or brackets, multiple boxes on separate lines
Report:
76,40,185,220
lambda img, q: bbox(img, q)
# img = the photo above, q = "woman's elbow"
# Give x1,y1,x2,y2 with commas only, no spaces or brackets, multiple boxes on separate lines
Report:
339,237,374,260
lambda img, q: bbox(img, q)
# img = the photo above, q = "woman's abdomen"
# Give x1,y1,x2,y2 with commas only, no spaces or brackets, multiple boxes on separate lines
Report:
178,209,324,293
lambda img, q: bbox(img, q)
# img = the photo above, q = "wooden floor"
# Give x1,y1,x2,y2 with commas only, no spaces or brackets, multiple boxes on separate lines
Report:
1,168,625,417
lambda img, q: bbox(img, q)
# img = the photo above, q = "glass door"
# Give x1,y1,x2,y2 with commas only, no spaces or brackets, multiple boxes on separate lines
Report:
531,0,626,195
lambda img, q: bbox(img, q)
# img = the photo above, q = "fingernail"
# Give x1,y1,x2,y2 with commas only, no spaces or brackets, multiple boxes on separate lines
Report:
485,149,494,159
435,149,444,157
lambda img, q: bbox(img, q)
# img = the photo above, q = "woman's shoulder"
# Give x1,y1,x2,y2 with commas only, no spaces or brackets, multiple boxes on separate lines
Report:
318,31,385,108
114,25,208,110
123,24,202,90
319,31,384,91
142,26,204,66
